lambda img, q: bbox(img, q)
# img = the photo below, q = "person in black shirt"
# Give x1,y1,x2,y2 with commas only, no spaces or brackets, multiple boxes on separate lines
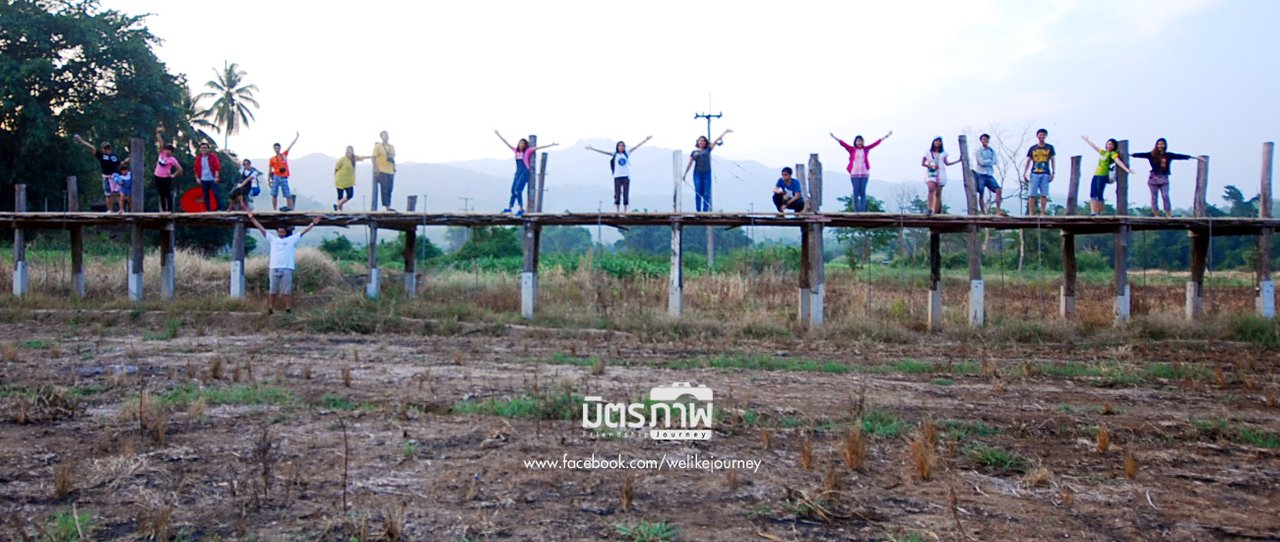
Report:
72,134,126,212
1131,138,1206,217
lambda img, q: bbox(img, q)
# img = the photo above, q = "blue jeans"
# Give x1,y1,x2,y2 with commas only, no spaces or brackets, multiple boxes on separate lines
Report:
850,175,869,212
693,170,712,212
200,180,218,211
1089,175,1109,203
509,164,530,209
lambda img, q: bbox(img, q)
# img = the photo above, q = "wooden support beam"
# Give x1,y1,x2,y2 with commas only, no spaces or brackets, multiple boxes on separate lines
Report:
12,184,27,297
67,176,85,298
1260,142,1275,318
230,220,246,298
526,135,538,211
798,221,811,325
1192,156,1210,218
928,230,942,331
128,221,144,302
130,138,144,212
404,196,418,298
366,218,380,299
670,223,682,317
1187,157,1211,319
536,153,548,213
1114,140,1131,323
1062,156,1081,318
669,151,683,317
160,221,175,299
521,220,540,319
1188,229,1208,319
807,153,824,328
958,135,983,327
1066,156,1081,216
796,163,809,213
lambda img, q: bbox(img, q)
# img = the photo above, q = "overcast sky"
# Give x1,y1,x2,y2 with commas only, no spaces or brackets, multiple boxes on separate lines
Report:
103,0,1279,205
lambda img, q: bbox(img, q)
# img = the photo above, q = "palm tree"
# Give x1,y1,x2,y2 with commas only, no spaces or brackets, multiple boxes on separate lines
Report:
199,61,259,149
183,89,217,153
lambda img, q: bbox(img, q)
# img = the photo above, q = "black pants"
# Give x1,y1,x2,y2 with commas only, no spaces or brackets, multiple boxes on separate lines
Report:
155,177,175,212
613,176,630,206
773,193,804,212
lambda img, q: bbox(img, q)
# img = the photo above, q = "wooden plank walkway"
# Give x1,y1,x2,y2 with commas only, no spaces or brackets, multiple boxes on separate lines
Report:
1,211,1277,236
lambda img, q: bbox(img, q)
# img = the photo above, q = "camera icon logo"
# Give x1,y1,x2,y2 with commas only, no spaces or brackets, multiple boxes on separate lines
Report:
648,382,713,403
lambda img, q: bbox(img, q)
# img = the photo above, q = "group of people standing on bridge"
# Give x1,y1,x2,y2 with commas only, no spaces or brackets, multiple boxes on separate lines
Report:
68,128,400,215
822,129,1205,218
71,126,1203,219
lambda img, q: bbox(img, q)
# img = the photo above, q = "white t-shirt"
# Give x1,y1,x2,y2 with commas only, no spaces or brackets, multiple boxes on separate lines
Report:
268,233,302,270
612,152,631,179
923,151,949,186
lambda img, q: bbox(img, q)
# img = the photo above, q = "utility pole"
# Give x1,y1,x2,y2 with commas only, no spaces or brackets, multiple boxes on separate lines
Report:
459,197,473,212
694,99,722,271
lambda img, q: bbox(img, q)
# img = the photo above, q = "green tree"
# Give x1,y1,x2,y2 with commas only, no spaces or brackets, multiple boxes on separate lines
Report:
834,195,895,268
1,0,189,211
450,226,520,261
542,226,592,254
199,61,258,150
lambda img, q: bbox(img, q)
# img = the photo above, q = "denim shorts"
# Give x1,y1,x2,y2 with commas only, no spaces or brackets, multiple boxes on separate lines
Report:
975,173,1000,193
1028,173,1051,197
270,176,292,198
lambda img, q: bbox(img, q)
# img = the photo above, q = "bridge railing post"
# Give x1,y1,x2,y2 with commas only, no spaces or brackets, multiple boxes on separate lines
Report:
67,176,85,298
1187,156,1211,319
1061,156,1081,318
958,134,984,327
1259,142,1275,318
1114,140,1131,324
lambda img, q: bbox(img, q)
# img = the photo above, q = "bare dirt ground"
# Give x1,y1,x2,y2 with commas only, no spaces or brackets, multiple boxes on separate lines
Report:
1,313,1278,541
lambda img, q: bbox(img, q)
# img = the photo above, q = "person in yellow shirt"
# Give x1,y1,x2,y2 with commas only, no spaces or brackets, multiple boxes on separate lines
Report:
334,146,370,211
372,131,396,212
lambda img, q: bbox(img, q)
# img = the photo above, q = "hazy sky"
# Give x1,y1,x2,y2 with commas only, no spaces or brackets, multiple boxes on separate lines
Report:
103,0,1279,205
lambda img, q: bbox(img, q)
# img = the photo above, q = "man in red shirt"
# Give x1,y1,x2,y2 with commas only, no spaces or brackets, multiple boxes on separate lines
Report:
194,142,222,212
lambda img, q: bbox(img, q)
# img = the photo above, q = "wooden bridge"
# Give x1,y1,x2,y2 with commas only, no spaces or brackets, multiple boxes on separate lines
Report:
5,137,1276,329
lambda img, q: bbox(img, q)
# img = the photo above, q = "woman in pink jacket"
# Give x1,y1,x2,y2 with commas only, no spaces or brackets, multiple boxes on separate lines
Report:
830,130,892,212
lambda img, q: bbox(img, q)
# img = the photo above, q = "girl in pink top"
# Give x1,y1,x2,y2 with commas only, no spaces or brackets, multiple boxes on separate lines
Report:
153,127,183,213
830,130,892,212
494,130,557,217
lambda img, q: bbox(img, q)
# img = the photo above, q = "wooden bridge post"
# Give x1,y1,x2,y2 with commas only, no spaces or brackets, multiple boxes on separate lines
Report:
669,150,683,317
67,176,85,298
1114,140,1131,323
536,152,548,214
1061,156,1081,318
230,220,246,298
808,154,825,328
521,220,540,319
958,135,984,327
128,221,144,302
403,195,418,299
795,164,811,324
928,230,943,331
12,184,28,297
130,138,143,212
520,145,546,320
160,221,175,299
367,218,380,299
1186,157,1211,319
526,135,538,213
1259,142,1275,318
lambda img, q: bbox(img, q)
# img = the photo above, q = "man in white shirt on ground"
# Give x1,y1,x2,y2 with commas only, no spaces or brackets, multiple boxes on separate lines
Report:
247,210,321,314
